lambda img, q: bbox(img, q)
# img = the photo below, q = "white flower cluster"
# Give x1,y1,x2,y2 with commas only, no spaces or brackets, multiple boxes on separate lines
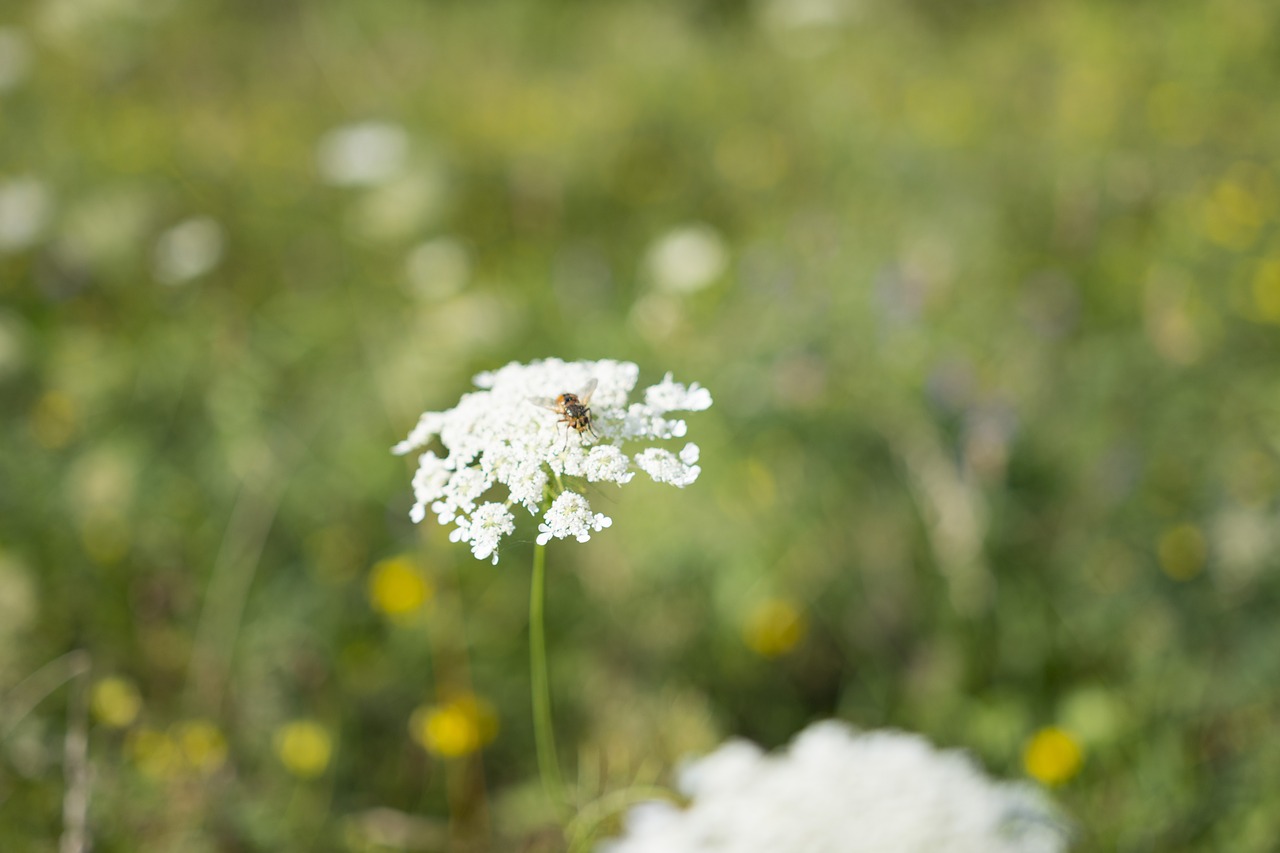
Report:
394,359,712,564
599,721,1070,853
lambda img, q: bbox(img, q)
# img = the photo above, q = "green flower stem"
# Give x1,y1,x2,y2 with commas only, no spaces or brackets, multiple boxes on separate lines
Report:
530,541,567,811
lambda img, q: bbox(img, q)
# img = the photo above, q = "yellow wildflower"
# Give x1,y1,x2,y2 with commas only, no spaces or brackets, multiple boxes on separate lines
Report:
368,555,433,619
1023,726,1083,786
127,727,181,779
743,598,807,658
1158,523,1206,581
90,677,141,729
174,719,227,774
274,719,333,779
409,693,498,759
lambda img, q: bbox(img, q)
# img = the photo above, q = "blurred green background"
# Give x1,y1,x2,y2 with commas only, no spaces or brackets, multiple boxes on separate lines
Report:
4,0,1280,849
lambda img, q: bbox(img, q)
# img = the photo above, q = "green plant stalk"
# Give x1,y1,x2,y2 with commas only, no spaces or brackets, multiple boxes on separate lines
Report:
565,785,680,852
530,541,566,811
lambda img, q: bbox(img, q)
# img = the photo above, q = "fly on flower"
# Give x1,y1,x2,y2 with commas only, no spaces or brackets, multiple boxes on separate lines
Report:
529,377,599,449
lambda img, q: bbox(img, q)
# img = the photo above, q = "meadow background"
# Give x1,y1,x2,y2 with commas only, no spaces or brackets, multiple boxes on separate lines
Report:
3,0,1280,849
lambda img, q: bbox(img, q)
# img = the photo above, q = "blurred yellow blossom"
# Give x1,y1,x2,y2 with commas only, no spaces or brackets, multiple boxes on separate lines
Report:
127,727,181,780
274,720,333,779
91,676,141,728
1158,523,1207,581
409,693,498,758
368,555,433,619
29,391,76,449
175,719,228,774
1251,257,1280,323
743,598,807,658
1023,726,1083,786
1201,170,1268,251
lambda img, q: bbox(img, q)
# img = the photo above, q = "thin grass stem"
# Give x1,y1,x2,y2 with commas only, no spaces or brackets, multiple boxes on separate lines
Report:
530,542,567,813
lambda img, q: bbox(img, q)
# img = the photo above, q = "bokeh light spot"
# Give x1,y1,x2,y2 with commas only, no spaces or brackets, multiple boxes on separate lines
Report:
1059,687,1125,749
315,121,409,187
153,217,224,285
644,224,729,295
0,175,51,251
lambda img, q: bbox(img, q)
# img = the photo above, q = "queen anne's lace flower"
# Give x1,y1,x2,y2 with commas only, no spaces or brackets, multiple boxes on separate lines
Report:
536,491,613,545
634,444,701,487
449,502,516,564
394,359,712,563
599,720,1070,853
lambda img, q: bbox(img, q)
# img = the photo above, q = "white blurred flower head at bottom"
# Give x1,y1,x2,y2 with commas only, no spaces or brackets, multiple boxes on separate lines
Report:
598,720,1070,853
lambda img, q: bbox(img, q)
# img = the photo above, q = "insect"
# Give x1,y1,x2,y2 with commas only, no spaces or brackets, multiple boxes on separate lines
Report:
530,377,599,449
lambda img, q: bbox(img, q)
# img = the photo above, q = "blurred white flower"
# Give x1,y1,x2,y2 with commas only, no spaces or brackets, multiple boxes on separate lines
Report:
394,359,712,564
644,224,729,294
1211,505,1273,592
0,28,32,91
450,502,516,564
759,0,854,32
58,187,152,266
316,121,409,187
37,0,154,42
0,176,52,252
405,236,470,300
346,168,447,242
634,445,701,487
153,217,224,284
599,720,1069,853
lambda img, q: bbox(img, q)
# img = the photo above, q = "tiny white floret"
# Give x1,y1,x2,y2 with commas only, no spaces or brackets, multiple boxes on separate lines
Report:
635,444,702,488
536,491,612,546
452,502,516,564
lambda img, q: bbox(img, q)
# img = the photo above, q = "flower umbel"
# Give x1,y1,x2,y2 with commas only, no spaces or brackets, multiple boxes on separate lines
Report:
599,721,1070,853
394,359,712,563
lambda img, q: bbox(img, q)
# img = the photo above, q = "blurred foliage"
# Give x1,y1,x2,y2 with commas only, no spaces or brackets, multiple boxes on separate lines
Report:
3,0,1280,849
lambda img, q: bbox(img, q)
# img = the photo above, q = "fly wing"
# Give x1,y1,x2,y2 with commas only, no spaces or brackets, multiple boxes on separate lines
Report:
577,377,598,405
528,396,561,412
